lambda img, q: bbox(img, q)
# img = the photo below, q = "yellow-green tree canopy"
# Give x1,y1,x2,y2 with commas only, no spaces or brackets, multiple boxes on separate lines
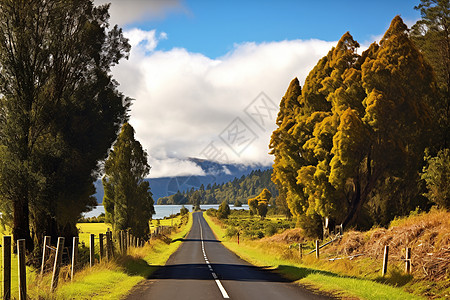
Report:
270,16,438,234
247,188,271,219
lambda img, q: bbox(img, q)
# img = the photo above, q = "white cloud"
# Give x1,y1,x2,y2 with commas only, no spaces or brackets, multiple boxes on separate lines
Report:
125,28,167,52
149,157,206,178
111,29,336,178
94,0,185,26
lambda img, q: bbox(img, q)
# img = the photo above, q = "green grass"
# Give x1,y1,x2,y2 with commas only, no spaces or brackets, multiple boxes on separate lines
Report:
77,222,110,246
49,213,193,299
204,213,423,300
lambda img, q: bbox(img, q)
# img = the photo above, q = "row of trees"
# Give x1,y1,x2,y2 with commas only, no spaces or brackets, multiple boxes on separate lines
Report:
270,9,448,237
0,0,153,256
157,169,278,205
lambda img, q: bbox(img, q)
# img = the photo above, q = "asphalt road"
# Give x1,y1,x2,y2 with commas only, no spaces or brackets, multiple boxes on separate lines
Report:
126,212,331,300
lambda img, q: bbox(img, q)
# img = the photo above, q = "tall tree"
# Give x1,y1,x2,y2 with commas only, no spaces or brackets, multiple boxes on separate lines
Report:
190,190,201,211
103,123,154,238
0,0,130,250
271,17,438,234
269,78,304,221
411,0,450,149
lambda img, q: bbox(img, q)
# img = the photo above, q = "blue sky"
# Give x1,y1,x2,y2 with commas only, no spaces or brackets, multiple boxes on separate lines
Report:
124,0,421,58
95,0,423,178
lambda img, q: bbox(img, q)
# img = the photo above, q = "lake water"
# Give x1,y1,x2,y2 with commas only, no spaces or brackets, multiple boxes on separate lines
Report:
83,204,249,220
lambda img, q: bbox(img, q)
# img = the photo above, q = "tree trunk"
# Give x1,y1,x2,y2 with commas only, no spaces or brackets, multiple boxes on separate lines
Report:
342,179,362,228
13,196,34,252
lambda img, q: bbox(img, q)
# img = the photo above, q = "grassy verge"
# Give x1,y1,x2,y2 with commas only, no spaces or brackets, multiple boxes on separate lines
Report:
204,213,423,300
27,213,193,299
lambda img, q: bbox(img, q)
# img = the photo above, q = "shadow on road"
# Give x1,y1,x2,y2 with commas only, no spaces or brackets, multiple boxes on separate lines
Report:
171,238,221,243
152,263,292,282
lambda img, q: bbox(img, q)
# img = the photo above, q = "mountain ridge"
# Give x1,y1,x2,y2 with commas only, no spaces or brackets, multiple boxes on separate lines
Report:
94,158,272,204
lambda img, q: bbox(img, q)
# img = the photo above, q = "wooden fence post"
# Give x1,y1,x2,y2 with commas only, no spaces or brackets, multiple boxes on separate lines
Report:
17,239,26,300
99,233,104,262
299,243,303,259
40,236,51,275
120,231,124,254
382,245,389,276
109,231,113,258
315,240,320,259
110,231,115,255
50,237,65,291
71,237,78,281
3,236,11,300
405,247,411,274
106,232,110,261
118,231,122,254
89,234,95,267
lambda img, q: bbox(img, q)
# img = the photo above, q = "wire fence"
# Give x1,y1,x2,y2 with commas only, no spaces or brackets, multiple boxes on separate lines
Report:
0,223,179,299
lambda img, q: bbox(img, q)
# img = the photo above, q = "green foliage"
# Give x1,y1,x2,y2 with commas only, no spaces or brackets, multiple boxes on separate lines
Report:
190,190,202,211
247,188,271,219
0,0,130,251
217,200,231,219
180,205,189,216
270,16,438,234
206,208,217,217
421,148,450,209
156,169,278,205
78,213,106,223
103,123,155,238
411,0,450,149
220,210,295,239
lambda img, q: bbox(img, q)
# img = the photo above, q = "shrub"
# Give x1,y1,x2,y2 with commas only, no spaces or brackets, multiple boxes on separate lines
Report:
180,205,189,215
206,208,217,217
217,200,231,219
225,226,239,237
265,223,277,236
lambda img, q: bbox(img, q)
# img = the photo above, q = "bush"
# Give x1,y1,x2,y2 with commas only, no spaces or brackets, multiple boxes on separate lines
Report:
180,205,189,215
225,226,239,237
217,200,231,219
206,208,217,217
265,223,277,236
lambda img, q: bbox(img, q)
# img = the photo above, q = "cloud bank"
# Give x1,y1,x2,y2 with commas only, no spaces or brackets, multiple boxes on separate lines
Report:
109,28,336,178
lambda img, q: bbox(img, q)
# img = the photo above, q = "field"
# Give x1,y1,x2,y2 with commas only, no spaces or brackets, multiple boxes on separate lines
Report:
0,213,191,299
204,209,450,299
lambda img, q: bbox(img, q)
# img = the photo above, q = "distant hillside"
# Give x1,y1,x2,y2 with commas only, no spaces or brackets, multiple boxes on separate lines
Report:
157,168,278,205
93,158,271,204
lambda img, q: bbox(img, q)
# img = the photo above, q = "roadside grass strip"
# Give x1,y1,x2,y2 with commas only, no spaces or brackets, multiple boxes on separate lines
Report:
27,213,193,299
203,214,423,300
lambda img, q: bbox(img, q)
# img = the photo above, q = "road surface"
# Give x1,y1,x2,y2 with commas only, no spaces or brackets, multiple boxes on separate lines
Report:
126,212,331,300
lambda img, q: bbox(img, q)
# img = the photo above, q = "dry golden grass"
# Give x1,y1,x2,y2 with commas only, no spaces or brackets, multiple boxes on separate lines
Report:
330,208,450,281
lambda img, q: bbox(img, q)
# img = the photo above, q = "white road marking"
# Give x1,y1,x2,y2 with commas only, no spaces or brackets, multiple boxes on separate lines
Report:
215,280,230,298
198,218,230,299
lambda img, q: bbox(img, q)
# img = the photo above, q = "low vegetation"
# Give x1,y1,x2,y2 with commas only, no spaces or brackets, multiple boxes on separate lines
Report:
1,213,191,299
204,209,449,299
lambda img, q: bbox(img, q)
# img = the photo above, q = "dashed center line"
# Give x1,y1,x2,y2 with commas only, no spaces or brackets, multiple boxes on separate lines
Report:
198,219,230,299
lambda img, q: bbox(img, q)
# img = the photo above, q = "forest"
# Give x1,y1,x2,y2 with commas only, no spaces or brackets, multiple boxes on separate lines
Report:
157,169,278,206
270,10,449,236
